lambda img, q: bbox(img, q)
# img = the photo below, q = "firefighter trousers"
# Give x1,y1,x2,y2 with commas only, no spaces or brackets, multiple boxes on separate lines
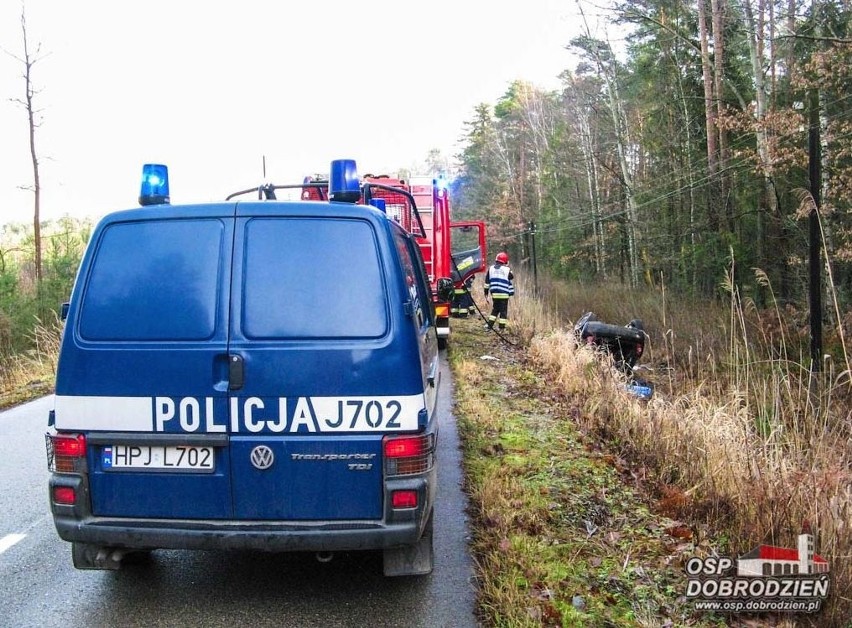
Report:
487,297,510,329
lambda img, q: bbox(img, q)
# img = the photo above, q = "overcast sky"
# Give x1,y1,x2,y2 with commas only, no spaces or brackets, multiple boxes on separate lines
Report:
0,0,586,226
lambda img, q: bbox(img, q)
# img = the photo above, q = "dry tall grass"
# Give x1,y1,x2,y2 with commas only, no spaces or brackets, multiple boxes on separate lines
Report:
510,270,852,626
0,316,61,407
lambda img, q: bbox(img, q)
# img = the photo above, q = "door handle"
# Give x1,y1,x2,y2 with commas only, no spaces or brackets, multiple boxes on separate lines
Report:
229,354,244,390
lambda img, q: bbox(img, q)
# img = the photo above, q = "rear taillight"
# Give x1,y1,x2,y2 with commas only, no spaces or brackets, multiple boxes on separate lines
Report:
53,486,76,505
391,490,418,509
384,434,433,476
435,304,449,317
385,436,424,458
46,433,87,473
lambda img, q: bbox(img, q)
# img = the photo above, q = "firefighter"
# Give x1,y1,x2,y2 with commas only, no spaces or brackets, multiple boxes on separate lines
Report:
484,252,514,330
451,284,465,318
451,277,474,318
461,276,475,317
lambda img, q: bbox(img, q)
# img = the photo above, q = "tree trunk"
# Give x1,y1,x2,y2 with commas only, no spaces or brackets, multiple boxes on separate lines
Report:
580,114,605,276
741,0,783,292
674,48,698,291
608,74,640,289
576,4,639,286
710,0,732,230
19,9,43,286
697,0,720,232
786,0,796,87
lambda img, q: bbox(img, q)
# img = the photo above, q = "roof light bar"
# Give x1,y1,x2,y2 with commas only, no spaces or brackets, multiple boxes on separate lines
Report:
139,164,170,206
329,159,360,203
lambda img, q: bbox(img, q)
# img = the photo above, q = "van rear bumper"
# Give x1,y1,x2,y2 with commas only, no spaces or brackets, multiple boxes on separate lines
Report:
53,513,427,553
50,472,434,553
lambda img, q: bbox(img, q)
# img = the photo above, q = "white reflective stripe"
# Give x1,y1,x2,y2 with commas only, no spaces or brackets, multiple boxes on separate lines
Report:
0,534,26,554
436,327,450,337
52,394,427,433
302,395,423,432
54,395,153,431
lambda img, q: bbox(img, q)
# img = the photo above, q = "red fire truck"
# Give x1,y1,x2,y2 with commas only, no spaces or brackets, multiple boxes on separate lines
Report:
298,172,487,349
362,174,486,349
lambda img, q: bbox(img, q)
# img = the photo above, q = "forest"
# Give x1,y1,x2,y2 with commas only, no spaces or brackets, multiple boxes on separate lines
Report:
451,0,852,329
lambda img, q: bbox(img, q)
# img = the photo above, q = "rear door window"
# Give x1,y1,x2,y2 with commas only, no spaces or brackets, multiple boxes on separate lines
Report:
79,219,225,341
241,217,388,339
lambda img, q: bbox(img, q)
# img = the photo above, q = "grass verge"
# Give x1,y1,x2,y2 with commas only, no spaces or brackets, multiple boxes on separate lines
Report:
447,315,726,627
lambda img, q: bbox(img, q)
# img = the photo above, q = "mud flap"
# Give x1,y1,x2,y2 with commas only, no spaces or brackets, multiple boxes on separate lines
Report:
382,512,434,577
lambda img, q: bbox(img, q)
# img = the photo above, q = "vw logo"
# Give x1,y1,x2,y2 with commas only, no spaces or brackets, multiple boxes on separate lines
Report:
250,445,275,470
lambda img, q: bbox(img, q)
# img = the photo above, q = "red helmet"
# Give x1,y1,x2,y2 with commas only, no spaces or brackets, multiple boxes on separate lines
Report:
495,252,509,264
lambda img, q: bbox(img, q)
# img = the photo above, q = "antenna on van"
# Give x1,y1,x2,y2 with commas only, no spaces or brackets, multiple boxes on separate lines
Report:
259,155,276,200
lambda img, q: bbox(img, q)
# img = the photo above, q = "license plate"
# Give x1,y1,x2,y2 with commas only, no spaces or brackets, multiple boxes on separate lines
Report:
103,445,215,471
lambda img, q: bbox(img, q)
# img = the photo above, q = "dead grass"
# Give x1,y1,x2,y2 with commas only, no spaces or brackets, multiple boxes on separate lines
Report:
0,316,60,408
510,270,852,626
449,311,726,626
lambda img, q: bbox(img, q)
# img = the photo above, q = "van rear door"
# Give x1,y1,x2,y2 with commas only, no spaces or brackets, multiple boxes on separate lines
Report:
227,206,419,521
55,206,236,519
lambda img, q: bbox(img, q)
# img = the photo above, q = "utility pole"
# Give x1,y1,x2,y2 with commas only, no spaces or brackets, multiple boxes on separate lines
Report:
529,221,538,294
808,89,823,374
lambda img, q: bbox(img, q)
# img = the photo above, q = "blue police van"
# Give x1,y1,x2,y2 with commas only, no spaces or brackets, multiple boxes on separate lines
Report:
45,160,451,576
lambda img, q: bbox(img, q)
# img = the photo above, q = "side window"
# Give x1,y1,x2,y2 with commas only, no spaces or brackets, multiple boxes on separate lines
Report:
393,226,432,327
79,220,224,341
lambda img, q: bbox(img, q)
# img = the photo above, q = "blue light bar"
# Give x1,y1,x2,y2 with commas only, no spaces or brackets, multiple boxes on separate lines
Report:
329,159,360,203
139,164,170,206
369,198,387,213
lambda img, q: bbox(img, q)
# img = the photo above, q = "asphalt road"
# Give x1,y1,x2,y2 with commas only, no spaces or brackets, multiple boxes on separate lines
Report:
0,355,478,628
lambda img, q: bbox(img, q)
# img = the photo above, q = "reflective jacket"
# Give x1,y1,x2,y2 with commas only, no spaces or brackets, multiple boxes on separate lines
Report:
484,263,514,299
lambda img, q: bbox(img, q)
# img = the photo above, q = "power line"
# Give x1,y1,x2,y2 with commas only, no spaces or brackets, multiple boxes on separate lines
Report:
521,100,852,237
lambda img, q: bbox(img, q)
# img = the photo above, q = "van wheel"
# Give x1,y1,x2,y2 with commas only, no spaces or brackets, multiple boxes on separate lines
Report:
382,511,434,576
72,542,125,570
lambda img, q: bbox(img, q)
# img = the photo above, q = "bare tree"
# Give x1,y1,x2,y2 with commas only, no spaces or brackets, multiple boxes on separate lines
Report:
4,4,46,284
575,2,641,287
697,0,720,231
564,72,606,276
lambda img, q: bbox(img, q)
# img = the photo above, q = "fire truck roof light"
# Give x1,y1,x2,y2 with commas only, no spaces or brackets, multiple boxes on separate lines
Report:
369,198,387,213
139,164,170,207
329,159,360,203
